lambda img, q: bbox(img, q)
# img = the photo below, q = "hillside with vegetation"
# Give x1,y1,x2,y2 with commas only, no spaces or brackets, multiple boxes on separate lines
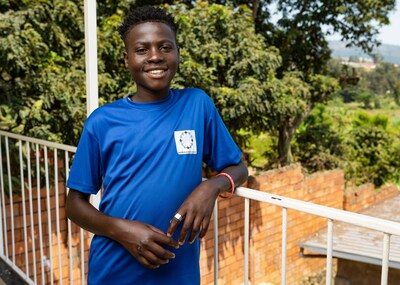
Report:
0,0,399,188
329,40,400,64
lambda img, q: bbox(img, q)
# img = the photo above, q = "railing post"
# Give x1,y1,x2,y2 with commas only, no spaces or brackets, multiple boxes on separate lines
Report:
213,199,218,285
5,137,15,263
0,193,3,256
326,219,334,285
0,136,4,257
381,233,391,285
281,208,288,285
244,198,250,285
18,140,29,276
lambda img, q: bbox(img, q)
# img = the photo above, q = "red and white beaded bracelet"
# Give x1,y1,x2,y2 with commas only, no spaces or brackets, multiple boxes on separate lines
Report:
216,172,235,198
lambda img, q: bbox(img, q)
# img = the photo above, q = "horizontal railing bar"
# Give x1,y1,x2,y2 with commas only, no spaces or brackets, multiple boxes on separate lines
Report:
0,131,76,152
235,187,400,236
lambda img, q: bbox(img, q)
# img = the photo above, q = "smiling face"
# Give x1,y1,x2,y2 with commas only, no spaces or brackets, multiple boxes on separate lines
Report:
124,22,179,102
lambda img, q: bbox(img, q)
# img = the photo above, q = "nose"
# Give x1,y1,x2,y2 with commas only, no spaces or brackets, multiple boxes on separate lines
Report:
147,47,163,63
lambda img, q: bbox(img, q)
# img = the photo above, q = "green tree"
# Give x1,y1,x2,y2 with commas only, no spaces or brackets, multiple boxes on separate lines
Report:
363,63,400,105
195,0,394,165
344,112,400,187
293,104,345,172
257,0,395,75
168,2,282,149
179,0,396,75
169,2,340,165
0,0,86,145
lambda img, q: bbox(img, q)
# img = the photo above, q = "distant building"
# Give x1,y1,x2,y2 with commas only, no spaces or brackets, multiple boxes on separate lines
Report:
340,57,376,70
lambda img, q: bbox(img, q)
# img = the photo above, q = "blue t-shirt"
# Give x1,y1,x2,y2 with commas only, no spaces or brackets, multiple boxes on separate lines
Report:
67,88,242,285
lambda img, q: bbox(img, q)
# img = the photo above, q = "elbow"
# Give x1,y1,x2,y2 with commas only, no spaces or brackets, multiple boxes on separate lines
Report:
65,191,73,220
65,189,90,221
239,160,249,185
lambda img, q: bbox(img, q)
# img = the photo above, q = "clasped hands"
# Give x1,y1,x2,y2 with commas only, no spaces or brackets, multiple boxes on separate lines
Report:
120,180,219,269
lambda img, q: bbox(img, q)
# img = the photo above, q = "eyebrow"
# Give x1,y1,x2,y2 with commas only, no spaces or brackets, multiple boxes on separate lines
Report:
133,39,176,45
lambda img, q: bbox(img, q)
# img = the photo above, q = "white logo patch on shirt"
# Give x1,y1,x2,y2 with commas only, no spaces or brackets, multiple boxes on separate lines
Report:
174,130,197,155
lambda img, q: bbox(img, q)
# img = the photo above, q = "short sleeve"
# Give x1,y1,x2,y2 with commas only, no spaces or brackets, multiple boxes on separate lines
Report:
202,98,242,172
67,120,103,194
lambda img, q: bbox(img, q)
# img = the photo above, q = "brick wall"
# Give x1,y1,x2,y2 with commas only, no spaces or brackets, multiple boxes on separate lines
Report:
344,183,399,212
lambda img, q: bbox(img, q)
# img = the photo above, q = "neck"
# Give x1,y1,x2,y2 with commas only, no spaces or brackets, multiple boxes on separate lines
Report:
132,89,170,102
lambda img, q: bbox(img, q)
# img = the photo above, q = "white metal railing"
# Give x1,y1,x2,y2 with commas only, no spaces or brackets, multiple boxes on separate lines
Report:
1,130,400,285
232,187,400,285
0,130,84,285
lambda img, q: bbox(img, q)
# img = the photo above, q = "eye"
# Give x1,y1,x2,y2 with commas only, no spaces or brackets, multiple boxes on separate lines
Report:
160,45,173,52
135,48,147,55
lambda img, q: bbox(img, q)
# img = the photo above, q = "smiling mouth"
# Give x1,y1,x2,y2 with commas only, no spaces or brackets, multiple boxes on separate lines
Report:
148,69,165,74
145,69,168,79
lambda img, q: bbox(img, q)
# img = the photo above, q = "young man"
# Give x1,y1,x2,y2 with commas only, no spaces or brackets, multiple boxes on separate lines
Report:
66,6,248,285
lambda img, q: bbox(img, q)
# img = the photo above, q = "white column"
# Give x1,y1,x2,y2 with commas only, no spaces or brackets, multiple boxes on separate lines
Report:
84,0,99,116
84,0,100,209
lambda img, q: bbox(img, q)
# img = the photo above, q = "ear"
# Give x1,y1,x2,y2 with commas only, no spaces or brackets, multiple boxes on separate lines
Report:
123,50,129,68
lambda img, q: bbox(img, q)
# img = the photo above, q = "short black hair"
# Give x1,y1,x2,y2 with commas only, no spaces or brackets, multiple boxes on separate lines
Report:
118,6,178,44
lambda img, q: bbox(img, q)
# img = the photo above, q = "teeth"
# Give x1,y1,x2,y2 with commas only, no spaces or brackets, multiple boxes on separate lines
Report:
148,70,164,74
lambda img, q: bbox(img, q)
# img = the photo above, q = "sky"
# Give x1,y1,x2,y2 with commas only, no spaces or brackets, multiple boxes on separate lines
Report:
377,0,400,46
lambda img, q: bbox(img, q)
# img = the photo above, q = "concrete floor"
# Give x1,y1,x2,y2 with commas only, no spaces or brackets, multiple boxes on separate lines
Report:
0,260,26,285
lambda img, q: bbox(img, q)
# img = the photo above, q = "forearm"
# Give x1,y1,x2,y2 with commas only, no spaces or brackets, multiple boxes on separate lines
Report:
210,160,248,196
66,189,179,268
66,189,123,240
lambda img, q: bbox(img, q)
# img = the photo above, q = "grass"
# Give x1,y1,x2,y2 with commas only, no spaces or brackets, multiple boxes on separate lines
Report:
325,97,400,134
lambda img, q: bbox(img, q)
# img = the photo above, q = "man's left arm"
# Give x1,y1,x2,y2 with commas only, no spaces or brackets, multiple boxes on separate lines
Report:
167,160,248,245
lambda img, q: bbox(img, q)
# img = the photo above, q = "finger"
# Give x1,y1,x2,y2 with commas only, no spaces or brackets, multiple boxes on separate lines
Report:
167,212,184,237
136,248,168,269
188,216,203,244
140,249,171,266
137,239,175,265
136,255,160,269
135,246,166,269
198,215,212,239
146,224,179,248
140,238,177,260
154,231,179,249
178,214,194,245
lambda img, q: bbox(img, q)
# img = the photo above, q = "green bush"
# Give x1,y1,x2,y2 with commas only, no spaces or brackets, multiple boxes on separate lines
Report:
344,125,400,187
293,104,345,172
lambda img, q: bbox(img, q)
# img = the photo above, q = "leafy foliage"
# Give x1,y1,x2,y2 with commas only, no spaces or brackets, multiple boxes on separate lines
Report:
0,0,86,145
344,121,400,187
169,2,340,165
294,101,400,187
168,2,282,147
293,104,345,172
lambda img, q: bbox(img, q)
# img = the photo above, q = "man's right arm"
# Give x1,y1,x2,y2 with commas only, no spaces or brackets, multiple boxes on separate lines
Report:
66,189,179,269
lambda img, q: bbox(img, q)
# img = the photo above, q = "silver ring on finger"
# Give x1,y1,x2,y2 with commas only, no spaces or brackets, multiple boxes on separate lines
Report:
174,213,183,222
